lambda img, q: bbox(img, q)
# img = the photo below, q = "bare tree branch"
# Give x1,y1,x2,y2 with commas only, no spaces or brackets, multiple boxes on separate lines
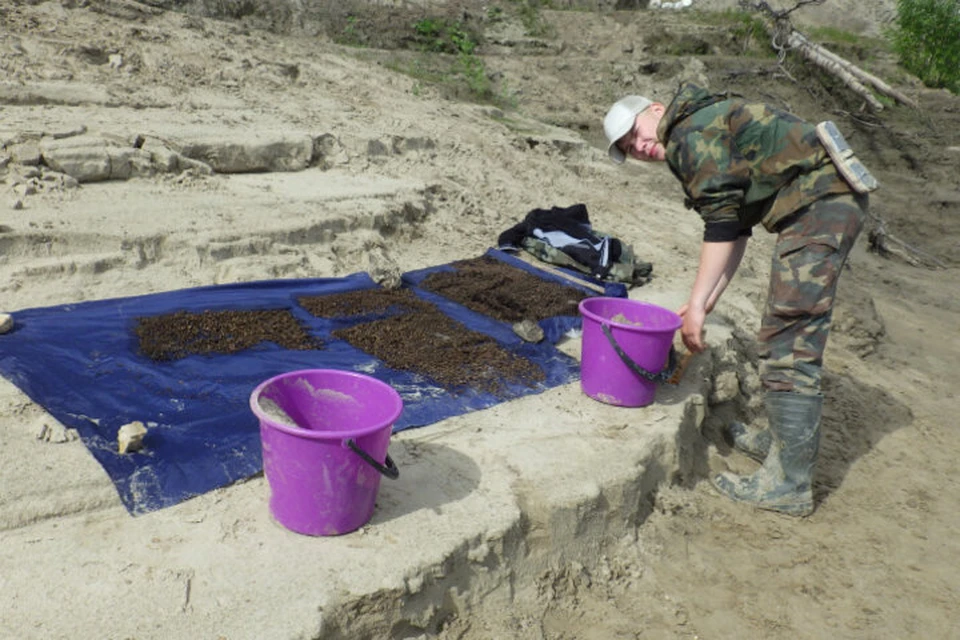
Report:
738,0,827,20
786,30,920,109
739,0,918,111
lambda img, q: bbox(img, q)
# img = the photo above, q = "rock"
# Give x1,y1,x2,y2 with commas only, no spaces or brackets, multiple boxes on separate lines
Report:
40,137,112,182
512,319,545,343
9,142,41,166
710,370,740,404
177,134,313,173
36,422,80,443
106,147,155,180
0,81,112,106
0,312,13,333
312,133,349,169
10,199,23,210
39,136,156,182
371,266,402,290
142,140,181,172
13,182,37,197
117,421,148,454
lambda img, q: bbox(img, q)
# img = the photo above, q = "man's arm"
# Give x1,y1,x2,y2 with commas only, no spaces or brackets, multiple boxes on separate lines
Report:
705,234,748,312
679,236,747,353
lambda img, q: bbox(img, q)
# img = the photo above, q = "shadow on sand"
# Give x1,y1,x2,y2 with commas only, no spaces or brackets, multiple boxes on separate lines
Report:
815,370,914,502
368,438,482,526
702,368,913,507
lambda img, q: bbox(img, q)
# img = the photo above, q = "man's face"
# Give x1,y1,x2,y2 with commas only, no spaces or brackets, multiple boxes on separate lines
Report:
617,105,665,162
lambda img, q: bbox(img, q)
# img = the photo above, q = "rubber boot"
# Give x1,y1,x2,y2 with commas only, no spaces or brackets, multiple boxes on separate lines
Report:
712,392,822,517
727,421,771,462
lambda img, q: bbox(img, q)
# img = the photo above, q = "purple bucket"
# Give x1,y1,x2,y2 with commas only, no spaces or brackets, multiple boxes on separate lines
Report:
578,298,682,407
250,369,403,536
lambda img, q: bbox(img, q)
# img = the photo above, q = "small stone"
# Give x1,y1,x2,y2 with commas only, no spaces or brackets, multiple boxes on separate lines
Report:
710,370,741,404
512,319,544,343
117,420,148,454
10,199,23,210
0,312,13,333
13,183,35,197
36,422,79,443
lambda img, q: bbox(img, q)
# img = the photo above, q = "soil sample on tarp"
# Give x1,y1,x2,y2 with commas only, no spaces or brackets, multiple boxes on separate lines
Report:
331,302,546,396
418,255,588,323
136,309,321,361
298,288,430,318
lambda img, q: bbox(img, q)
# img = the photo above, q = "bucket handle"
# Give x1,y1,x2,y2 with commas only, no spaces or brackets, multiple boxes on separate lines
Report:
601,323,678,383
346,439,400,480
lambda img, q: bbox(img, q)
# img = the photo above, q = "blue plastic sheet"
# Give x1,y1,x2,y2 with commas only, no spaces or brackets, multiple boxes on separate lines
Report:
0,250,620,514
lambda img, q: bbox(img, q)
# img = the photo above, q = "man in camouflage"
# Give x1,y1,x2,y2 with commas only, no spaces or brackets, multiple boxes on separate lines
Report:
603,82,869,516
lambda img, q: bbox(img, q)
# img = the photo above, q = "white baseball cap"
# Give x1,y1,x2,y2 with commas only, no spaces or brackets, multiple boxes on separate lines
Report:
603,95,652,164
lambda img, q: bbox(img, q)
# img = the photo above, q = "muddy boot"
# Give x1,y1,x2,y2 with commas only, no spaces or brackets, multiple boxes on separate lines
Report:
712,392,822,517
726,420,771,462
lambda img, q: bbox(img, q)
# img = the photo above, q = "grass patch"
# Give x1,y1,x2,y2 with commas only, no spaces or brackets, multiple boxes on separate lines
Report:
686,9,776,57
324,4,512,106
503,0,556,38
887,0,960,93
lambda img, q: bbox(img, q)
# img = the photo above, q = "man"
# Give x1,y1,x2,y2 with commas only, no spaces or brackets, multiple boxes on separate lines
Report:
603,83,871,516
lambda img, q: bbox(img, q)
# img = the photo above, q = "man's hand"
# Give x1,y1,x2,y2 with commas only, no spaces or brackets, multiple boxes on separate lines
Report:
679,237,747,354
678,302,707,353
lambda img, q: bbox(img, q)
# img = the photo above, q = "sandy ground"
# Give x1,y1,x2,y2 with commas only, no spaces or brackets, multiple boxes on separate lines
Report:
2,0,959,638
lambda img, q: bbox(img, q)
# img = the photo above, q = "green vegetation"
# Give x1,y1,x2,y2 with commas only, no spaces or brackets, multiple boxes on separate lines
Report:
339,15,362,46
505,0,555,38
409,17,495,101
689,9,775,57
723,10,770,54
412,18,478,55
888,0,960,93
806,25,864,46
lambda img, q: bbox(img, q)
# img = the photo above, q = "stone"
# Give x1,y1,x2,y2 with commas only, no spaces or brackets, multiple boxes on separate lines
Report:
177,134,313,173
310,133,350,171
36,422,80,443
41,137,112,182
117,421,148,454
143,140,181,172
512,319,545,343
13,182,37,197
0,312,13,333
710,369,740,404
9,142,41,166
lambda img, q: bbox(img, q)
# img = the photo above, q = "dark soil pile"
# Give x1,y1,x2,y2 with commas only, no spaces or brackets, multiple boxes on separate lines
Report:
299,280,551,394
418,255,588,323
135,309,320,361
298,259,585,393
137,259,574,389
298,288,428,318
332,304,545,395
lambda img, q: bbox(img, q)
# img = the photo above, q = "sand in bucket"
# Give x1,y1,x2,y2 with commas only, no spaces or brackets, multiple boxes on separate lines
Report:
578,297,681,407
250,369,402,536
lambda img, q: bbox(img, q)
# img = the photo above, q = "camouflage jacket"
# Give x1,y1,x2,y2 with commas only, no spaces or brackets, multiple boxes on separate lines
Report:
656,82,851,242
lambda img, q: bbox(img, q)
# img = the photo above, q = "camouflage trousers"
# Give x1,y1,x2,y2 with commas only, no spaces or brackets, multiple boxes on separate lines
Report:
758,193,867,395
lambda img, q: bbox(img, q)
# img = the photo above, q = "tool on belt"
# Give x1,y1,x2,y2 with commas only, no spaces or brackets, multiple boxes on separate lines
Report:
816,120,879,194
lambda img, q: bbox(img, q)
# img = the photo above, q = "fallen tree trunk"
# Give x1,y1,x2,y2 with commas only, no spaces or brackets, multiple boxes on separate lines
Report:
785,30,919,110
741,0,917,112
783,30,885,110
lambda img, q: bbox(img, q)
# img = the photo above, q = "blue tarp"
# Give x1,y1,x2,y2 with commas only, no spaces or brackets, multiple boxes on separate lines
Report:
0,249,622,514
